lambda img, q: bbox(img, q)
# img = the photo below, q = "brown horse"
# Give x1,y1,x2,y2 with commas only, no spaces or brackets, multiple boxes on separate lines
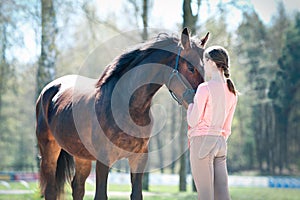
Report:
35,28,209,200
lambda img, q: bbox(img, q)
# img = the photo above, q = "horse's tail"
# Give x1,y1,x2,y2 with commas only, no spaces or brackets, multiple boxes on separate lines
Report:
40,83,61,122
56,149,75,197
36,83,61,195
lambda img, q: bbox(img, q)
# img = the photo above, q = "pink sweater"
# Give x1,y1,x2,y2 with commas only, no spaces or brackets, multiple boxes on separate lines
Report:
187,80,238,140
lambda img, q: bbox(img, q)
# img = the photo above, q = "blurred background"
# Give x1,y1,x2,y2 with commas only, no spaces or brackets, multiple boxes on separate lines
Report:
0,0,300,193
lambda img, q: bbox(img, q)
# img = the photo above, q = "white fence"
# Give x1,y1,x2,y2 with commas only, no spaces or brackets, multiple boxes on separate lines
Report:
91,172,300,188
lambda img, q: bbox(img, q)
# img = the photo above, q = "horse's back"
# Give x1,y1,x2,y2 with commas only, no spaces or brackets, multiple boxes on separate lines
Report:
40,74,94,96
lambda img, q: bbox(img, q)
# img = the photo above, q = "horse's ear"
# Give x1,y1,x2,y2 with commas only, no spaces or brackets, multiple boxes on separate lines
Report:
200,32,209,48
181,27,191,49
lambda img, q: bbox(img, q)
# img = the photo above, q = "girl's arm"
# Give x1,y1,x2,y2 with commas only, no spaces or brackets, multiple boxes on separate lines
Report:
223,96,238,140
187,84,209,128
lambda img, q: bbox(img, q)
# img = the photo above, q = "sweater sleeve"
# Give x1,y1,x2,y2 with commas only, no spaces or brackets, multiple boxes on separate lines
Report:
187,84,209,128
223,96,238,139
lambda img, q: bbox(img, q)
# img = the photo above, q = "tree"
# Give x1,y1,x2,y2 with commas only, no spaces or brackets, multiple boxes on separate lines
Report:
0,0,36,171
35,0,57,171
36,0,57,96
269,12,300,174
126,0,151,190
169,103,179,174
268,2,291,64
179,0,202,192
141,0,149,40
183,0,201,35
0,0,19,127
236,10,270,172
264,2,290,174
0,19,9,168
140,0,150,190
127,0,151,41
0,18,9,121
179,111,188,192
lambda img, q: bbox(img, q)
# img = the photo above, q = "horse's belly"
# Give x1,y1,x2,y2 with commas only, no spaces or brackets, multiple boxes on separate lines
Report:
52,123,96,160
50,109,97,160
62,140,96,160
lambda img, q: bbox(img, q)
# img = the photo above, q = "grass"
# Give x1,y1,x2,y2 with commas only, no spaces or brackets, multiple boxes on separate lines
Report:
229,187,300,200
0,181,300,200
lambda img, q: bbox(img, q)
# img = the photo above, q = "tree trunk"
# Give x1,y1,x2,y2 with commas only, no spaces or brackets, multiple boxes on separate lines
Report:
141,0,148,41
0,24,8,119
253,105,263,172
181,0,201,192
36,0,57,171
182,0,201,35
273,107,288,175
141,0,150,190
142,172,149,191
261,103,267,172
156,135,164,173
36,0,57,96
170,103,177,174
179,113,187,191
266,102,275,174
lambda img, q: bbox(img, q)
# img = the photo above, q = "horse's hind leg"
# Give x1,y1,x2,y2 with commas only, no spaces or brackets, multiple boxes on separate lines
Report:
71,157,92,200
37,134,61,200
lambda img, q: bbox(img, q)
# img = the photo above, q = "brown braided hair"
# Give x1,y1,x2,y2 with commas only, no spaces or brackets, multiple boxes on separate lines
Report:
204,46,237,95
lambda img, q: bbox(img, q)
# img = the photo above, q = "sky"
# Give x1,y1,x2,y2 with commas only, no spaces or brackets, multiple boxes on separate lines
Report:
18,0,300,64
250,0,300,22
97,0,300,30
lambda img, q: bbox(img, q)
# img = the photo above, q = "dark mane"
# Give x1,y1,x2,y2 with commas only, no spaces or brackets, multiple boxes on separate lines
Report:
95,33,182,88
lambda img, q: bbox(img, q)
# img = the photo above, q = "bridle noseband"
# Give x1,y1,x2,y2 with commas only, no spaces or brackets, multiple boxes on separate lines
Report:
167,48,196,105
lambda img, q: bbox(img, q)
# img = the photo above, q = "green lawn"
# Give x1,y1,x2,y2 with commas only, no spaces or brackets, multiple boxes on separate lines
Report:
0,181,300,200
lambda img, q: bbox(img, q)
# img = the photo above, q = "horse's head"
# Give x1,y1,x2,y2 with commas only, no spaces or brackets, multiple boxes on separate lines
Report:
166,28,209,108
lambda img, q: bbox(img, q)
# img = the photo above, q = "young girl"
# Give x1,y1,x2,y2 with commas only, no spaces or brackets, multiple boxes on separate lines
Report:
184,46,238,200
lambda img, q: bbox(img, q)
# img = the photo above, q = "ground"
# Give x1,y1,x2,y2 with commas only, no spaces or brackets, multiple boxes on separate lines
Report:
1,182,300,200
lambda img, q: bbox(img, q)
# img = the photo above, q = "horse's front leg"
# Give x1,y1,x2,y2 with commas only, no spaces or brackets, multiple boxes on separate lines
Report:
128,153,148,200
94,160,109,200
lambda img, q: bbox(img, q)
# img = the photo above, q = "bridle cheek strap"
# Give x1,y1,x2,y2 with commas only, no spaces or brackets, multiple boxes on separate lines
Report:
167,48,195,105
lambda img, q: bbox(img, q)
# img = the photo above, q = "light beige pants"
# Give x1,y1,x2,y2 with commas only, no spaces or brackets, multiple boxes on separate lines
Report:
190,135,230,200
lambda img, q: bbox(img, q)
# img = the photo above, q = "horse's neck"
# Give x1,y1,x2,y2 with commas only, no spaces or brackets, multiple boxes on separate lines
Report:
128,83,162,127
129,84,162,113
106,49,173,121
126,52,171,114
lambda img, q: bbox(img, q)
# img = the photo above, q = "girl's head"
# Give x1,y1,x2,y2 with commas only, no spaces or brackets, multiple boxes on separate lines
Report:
203,46,237,95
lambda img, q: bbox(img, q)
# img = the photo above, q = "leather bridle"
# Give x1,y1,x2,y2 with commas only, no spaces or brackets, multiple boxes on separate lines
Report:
166,48,202,105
